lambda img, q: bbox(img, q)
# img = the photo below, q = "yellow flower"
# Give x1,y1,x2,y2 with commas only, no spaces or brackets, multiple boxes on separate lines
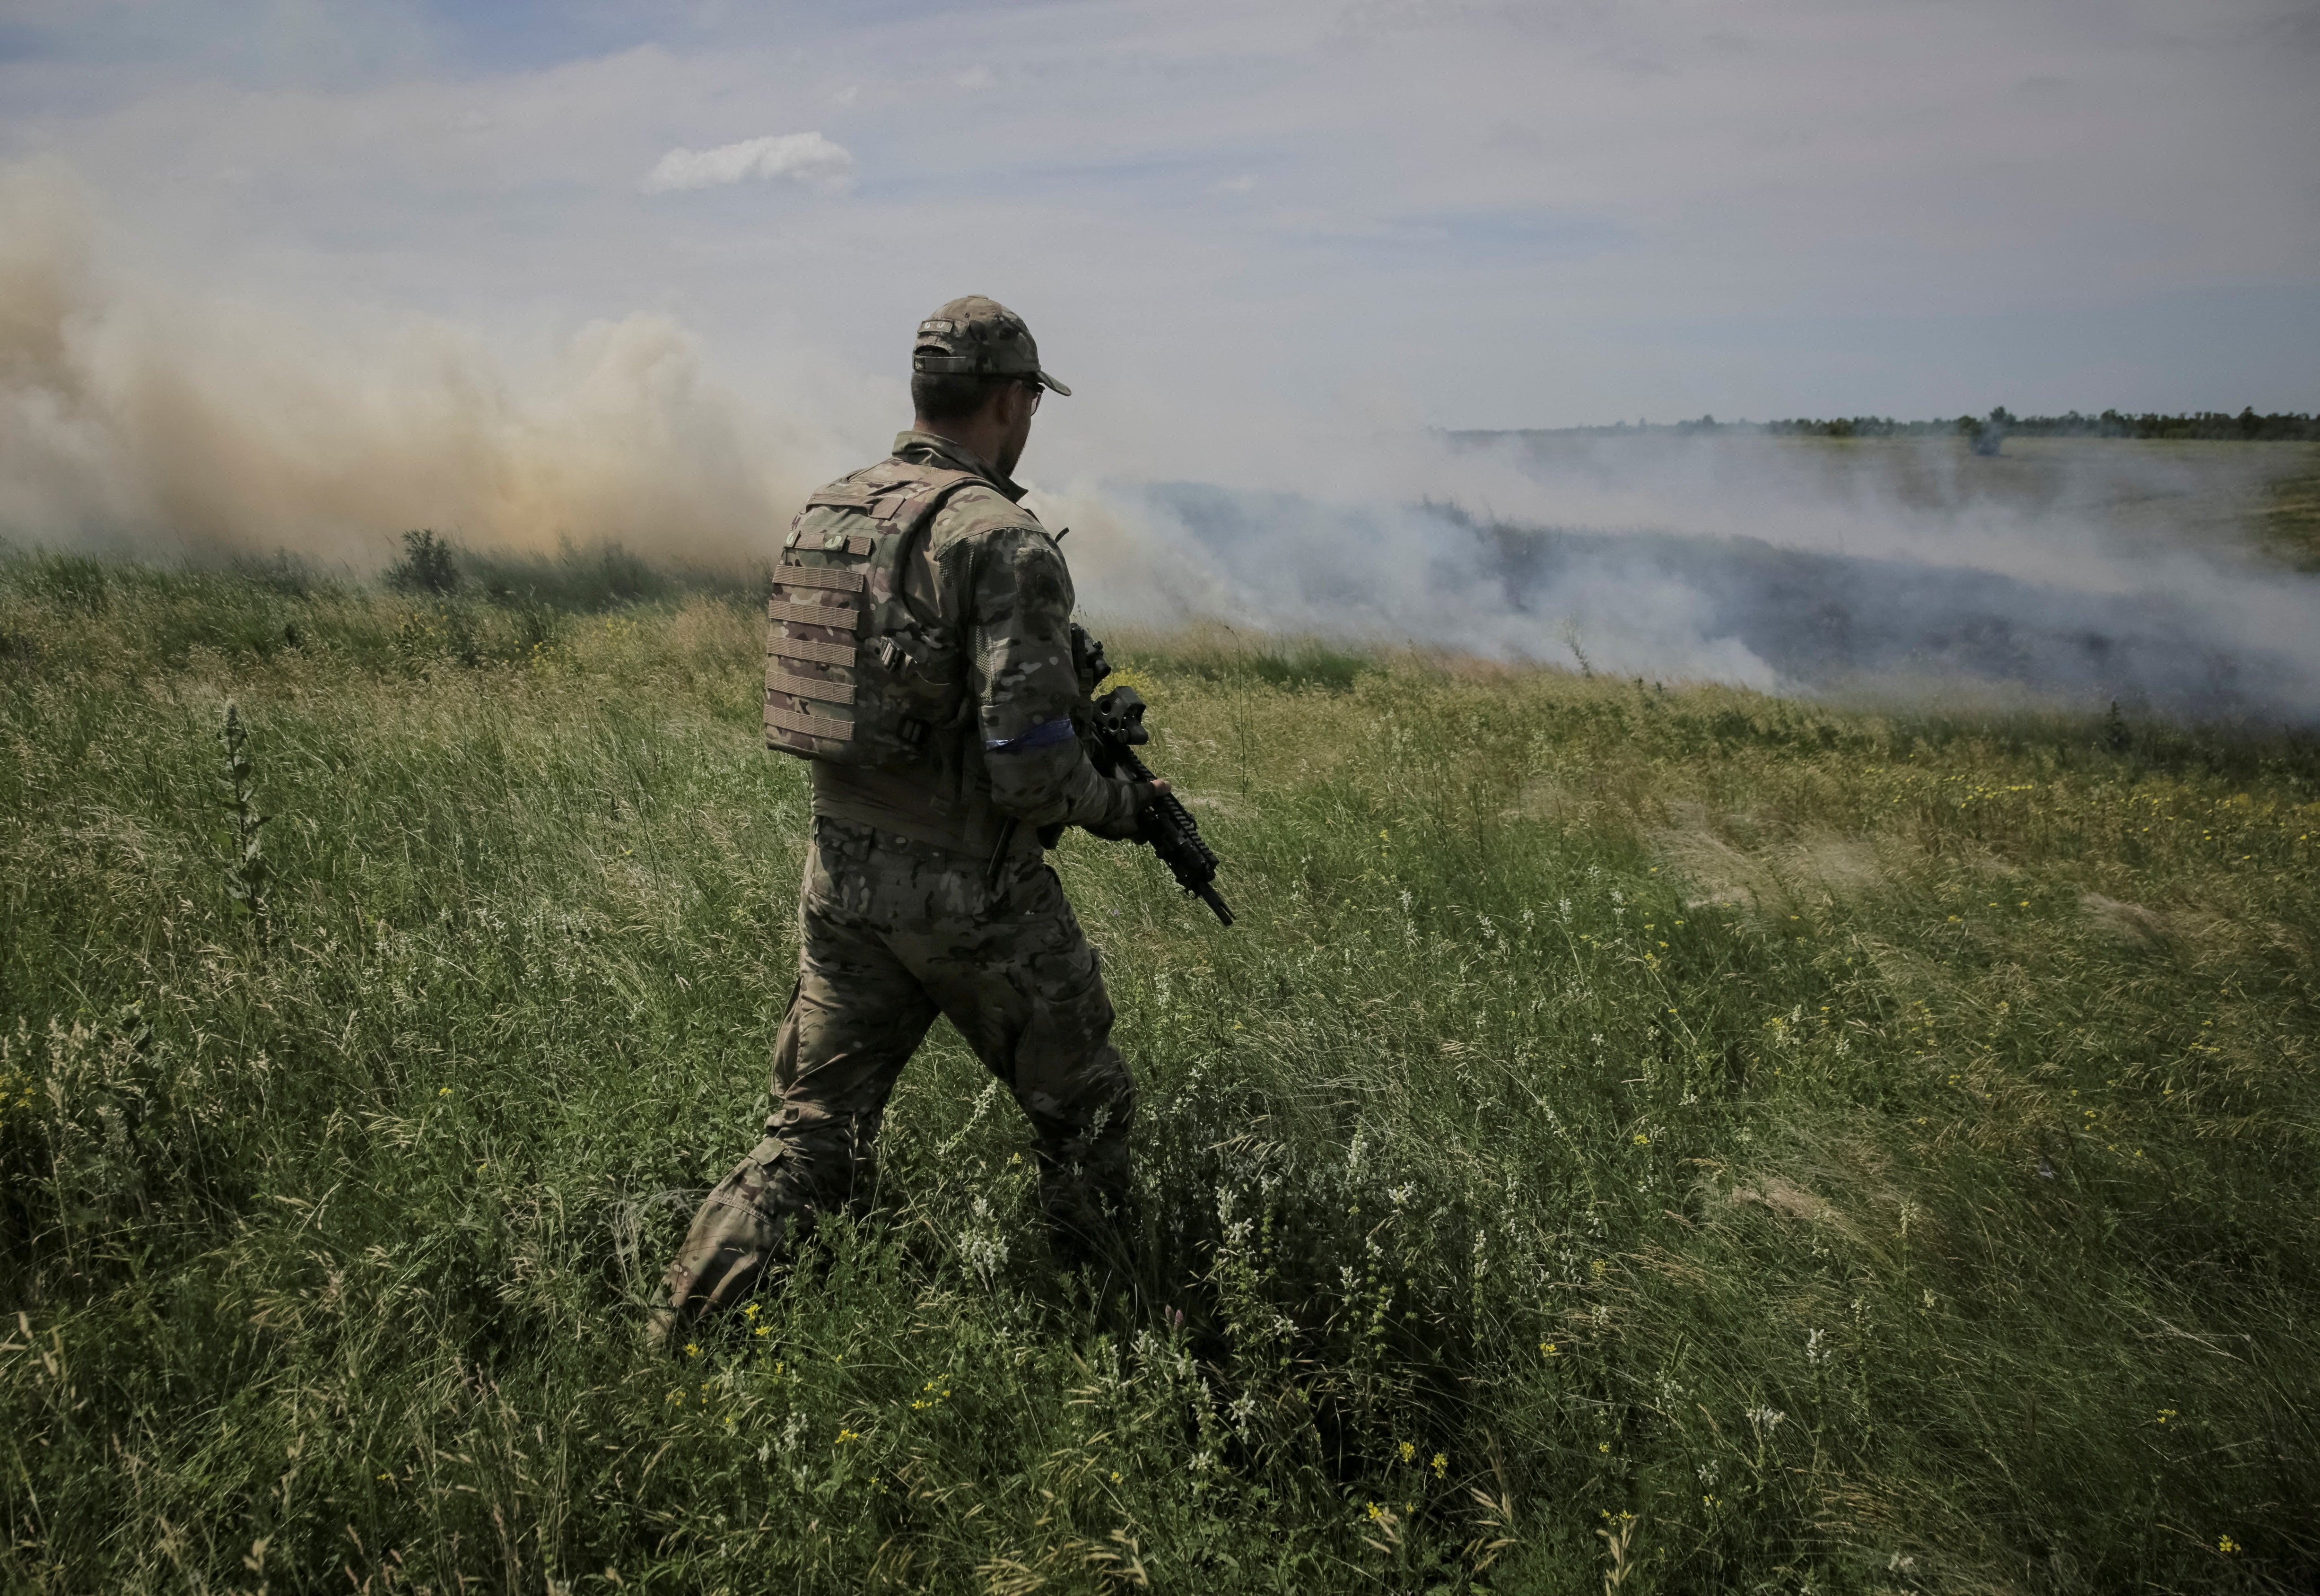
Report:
1431,1452,1447,1478
1541,1342,1560,1358
2219,1535,2239,1553
1398,1440,1415,1463
1598,1442,1610,1454
684,1343,699,1358
1111,1470,1123,1483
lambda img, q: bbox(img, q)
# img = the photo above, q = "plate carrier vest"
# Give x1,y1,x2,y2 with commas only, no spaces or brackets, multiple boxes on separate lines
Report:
764,459,984,765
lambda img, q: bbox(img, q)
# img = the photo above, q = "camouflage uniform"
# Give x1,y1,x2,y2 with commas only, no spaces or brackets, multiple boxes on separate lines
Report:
654,301,1148,1345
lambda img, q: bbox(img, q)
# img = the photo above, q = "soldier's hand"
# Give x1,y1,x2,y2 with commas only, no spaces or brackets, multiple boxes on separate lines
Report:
1084,779,1166,841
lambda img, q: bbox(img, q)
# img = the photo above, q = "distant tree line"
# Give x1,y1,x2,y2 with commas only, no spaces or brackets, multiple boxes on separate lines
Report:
1759,407,2319,442
1448,409,2318,445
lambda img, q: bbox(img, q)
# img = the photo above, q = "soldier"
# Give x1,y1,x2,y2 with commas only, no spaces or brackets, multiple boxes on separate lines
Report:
649,296,1163,1351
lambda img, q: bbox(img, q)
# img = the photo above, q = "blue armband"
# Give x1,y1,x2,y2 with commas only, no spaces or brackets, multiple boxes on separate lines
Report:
983,717,1078,755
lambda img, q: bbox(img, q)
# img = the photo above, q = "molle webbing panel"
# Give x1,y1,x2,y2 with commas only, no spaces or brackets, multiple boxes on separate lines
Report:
769,565,865,592
763,461,981,764
769,635,857,668
766,703,853,741
766,665,853,704
769,599,861,631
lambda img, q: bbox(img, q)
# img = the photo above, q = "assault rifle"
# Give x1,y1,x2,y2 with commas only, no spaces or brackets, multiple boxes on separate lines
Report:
1068,626,1233,927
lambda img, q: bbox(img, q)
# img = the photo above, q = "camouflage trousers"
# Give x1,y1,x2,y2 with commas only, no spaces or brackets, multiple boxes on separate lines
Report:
653,817,1136,1344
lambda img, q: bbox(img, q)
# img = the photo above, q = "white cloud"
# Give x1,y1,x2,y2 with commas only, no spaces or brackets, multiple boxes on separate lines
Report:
641,131,853,195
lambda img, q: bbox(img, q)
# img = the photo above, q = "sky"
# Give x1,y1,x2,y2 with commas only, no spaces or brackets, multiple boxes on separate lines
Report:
3,0,2315,450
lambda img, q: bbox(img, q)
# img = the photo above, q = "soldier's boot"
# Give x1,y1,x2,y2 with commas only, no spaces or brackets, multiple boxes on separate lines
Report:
646,1136,799,1357
1031,1111,1140,1282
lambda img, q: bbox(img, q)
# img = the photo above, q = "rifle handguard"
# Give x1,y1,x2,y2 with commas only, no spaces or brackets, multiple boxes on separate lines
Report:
1071,644,1232,926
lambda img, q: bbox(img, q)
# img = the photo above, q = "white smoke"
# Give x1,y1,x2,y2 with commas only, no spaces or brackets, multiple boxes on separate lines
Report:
5,154,2317,723
1034,425,2320,720
0,160,856,565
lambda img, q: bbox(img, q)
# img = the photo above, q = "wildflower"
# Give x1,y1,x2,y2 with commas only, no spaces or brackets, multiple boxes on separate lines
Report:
2156,1408,2176,1425
2219,1535,2239,1553
684,1343,700,1358
835,1428,861,1445
1541,1342,1560,1358
1598,1442,1610,1453
1432,1452,1447,1478
438,1086,452,1096
1398,1440,1416,1463
1110,1470,1123,1483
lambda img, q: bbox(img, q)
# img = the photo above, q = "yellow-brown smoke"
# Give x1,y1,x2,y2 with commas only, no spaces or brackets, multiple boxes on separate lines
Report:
0,161,835,566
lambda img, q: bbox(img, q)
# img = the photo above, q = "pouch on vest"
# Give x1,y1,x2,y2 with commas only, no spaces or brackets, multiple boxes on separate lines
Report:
764,460,981,766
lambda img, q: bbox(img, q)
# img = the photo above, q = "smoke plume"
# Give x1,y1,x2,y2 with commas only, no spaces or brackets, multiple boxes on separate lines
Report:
6,157,2317,724
0,161,846,567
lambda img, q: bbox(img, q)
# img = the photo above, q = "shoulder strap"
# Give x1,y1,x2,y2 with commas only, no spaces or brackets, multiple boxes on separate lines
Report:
863,461,984,528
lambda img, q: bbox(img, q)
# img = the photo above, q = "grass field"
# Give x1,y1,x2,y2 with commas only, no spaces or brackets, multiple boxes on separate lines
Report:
2,549,2316,1593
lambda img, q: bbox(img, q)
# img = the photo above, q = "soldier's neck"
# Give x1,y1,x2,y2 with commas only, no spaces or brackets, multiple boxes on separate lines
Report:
913,414,1024,480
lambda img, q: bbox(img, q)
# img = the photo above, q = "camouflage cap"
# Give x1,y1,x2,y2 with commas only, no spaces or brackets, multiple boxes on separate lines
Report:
912,296,1071,396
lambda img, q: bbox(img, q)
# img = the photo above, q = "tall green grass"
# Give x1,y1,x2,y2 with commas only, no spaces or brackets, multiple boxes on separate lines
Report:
2,550,2316,1593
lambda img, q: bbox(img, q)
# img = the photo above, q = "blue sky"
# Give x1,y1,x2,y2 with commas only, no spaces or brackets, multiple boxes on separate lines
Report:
2,0,2315,446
